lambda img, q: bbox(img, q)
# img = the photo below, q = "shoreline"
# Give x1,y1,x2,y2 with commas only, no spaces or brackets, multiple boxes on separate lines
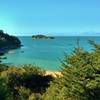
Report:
45,71,62,77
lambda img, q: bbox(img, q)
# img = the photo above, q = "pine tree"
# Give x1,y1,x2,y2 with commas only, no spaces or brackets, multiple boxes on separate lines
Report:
42,41,100,100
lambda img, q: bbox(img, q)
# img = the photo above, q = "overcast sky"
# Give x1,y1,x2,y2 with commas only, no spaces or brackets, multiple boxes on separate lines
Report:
0,0,100,36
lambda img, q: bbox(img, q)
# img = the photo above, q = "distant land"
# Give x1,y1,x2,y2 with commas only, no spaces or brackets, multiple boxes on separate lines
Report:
11,32,100,36
32,35,55,39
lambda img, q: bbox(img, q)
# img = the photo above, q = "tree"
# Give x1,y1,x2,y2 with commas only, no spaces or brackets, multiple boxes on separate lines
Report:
0,65,53,100
42,41,100,100
0,77,12,100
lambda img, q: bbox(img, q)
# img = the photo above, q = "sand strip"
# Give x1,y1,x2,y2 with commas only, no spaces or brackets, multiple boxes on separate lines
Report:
45,71,62,77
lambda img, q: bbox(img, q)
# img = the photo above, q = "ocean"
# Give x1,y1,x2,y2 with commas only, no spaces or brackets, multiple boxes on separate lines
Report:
2,36,100,71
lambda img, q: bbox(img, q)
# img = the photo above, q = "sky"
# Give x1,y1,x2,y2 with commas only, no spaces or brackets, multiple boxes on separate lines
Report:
0,0,100,36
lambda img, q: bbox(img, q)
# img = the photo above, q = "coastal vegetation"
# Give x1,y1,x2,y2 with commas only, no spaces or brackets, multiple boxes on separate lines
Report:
42,40,100,100
32,35,54,39
0,64,53,100
0,40,100,100
0,30,21,56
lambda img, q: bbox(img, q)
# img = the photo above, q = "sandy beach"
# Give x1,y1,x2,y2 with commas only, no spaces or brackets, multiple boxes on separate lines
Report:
45,71,62,77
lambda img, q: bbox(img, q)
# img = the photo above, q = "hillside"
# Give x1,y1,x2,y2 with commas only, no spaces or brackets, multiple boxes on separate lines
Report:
0,30,21,55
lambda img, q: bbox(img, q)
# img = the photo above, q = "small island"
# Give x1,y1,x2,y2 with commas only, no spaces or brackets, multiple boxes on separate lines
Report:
0,30,21,55
32,35,55,39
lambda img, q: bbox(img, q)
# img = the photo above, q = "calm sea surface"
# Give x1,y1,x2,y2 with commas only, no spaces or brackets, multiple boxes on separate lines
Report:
2,36,100,71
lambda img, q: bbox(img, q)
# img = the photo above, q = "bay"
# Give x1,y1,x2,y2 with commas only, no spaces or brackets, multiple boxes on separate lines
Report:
2,36,100,71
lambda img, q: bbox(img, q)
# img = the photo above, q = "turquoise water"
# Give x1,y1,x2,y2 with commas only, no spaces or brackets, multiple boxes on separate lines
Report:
2,36,100,71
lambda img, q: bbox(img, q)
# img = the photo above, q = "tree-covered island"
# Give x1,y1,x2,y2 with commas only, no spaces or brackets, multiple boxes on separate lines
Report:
32,35,55,39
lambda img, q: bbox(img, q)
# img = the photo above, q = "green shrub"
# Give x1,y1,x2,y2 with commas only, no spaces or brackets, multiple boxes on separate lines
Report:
28,93,42,100
0,64,9,72
42,41,100,100
17,86,31,100
0,77,12,100
0,65,53,100
22,64,45,75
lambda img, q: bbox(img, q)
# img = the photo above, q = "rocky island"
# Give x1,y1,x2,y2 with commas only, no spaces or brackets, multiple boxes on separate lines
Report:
32,35,54,39
0,30,21,55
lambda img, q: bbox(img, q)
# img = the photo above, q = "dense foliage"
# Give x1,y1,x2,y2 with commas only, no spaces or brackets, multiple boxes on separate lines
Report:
0,64,53,100
0,30,21,54
0,40,100,100
42,40,100,100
